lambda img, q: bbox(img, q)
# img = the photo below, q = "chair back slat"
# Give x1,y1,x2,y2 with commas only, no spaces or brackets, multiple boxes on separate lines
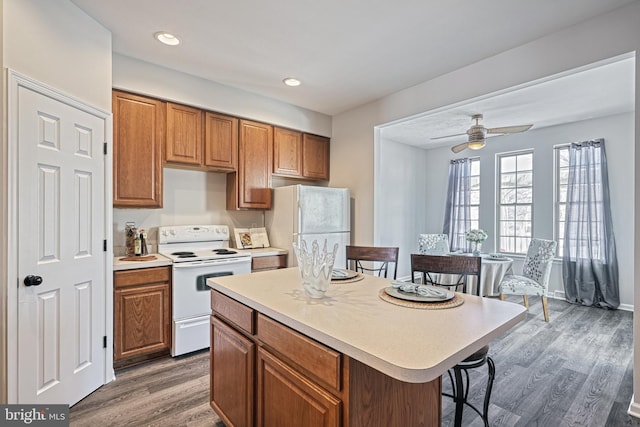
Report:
410,254,482,295
346,246,399,279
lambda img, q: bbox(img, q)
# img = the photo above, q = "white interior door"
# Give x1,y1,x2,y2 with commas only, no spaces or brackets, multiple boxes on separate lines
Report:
16,84,106,405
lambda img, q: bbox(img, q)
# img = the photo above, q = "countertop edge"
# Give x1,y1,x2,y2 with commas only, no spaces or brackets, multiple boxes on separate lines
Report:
210,282,527,383
113,254,172,271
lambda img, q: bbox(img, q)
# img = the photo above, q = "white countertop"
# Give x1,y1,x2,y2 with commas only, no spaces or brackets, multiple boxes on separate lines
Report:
208,267,526,383
113,253,172,271
234,247,288,257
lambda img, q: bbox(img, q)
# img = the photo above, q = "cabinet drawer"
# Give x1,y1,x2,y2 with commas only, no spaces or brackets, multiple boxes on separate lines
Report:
211,290,255,335
114,266,171,288
257,314,341,391
251,255,286,271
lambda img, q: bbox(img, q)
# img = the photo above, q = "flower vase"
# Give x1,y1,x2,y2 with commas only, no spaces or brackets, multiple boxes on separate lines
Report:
472,242,481,256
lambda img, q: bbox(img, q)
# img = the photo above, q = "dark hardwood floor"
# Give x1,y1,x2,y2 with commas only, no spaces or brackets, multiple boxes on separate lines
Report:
71,296,640,426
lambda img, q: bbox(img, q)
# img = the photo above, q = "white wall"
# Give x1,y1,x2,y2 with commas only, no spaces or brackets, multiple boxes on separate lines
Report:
113,54,331,137
1,0,112,402
379,113,634,307
330,1,640,416
374,137,429,277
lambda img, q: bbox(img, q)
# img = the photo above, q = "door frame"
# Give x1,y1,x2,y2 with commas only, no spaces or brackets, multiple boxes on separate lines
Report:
2,69,115,403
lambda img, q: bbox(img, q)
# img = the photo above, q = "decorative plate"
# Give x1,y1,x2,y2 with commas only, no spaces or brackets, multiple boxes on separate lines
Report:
384,286,455,303
331,268,359,280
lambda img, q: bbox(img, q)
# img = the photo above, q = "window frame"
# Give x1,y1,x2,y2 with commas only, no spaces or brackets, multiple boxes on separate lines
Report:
554,144,570,256
496,150,534,255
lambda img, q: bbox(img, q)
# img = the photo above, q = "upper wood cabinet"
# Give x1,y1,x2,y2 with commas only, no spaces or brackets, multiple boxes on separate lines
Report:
303,134,330,181
165,102,203,166
112,90,164,208
227,120,273,210
273,127,303,177
204,112,238,171
272,127,330,181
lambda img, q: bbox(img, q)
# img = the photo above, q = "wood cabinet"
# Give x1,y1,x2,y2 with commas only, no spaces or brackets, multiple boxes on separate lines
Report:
112,90,164,208
273,127,303,177
227,120,273,210
273,127,330,181
114,267,171,367
251,255,287,272
165,102,203,166
204,112,238,171
211,291,343,427
303,133,330,180
210,316,255,427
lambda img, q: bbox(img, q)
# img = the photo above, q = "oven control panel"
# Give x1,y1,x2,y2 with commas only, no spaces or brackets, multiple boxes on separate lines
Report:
158,225,229,244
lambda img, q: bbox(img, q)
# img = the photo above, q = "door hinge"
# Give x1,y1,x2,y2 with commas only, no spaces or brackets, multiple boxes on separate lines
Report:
103,240,107,252
103,142,107,155
103,336,107,349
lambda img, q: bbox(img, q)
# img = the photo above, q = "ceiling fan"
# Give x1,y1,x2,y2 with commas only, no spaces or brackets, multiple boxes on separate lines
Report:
432,114,533,153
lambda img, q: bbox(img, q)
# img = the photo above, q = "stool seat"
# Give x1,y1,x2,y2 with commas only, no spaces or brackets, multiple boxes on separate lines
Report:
443,345,495,427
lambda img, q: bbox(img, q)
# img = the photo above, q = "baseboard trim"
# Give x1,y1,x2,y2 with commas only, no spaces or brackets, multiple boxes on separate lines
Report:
628,395,640,419
550,291,633,312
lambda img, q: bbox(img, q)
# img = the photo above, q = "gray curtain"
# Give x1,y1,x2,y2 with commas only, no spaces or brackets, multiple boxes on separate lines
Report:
443,158,471,252
562,139,619,309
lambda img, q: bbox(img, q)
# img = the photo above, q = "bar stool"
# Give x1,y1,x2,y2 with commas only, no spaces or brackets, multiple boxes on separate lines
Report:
443,345,495,427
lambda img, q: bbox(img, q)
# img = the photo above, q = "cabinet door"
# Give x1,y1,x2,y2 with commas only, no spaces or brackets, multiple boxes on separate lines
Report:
165,102,203,166
112,90,164,207
273,127,302,177
204,112,238,170
257,347,340,427
210,316,255,427
114,280,171,360
303,134,330,180
232,119,273,209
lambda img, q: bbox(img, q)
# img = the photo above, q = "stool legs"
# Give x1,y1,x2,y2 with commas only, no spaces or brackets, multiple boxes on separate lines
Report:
447,356,495,427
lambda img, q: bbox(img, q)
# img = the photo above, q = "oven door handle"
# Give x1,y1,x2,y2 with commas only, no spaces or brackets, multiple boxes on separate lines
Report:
172,258,251,268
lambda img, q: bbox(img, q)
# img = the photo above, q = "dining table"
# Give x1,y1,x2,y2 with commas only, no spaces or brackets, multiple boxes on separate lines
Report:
434,253,514,297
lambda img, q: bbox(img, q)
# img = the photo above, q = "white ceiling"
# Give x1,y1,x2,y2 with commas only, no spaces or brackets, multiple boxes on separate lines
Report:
71,0,638,116
380,55,636,149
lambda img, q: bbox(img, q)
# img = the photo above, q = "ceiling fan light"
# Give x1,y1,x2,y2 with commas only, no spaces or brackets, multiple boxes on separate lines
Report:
467,140,486,150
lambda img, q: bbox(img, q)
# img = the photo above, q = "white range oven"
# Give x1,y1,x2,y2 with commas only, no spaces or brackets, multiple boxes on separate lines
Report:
158,225,252,356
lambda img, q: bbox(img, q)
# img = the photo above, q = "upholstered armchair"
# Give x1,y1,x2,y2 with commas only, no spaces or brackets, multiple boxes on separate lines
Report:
498,238,557,322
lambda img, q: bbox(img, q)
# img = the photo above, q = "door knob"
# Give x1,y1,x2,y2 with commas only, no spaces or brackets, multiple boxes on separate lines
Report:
24,275,43,286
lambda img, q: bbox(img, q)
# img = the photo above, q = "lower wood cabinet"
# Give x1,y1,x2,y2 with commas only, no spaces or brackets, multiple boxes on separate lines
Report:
251,254,286,272
257,347,341,426
114,266,171,367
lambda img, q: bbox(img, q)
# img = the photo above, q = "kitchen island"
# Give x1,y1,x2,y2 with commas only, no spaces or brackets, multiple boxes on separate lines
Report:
208,267,526,426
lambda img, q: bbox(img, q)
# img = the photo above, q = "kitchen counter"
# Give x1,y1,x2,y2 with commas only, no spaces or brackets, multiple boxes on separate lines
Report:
234,247,287,257
208,267,526,383
113,253,172,271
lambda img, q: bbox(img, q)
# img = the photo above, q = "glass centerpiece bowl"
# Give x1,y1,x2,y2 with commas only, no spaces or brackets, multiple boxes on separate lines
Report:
292,239,338,298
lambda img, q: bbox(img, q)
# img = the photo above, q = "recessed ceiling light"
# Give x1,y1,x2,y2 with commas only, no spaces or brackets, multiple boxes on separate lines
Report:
154,31,180,46
283,77,301,87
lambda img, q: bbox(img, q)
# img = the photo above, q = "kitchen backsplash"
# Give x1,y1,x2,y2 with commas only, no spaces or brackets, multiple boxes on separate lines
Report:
113,168,263,256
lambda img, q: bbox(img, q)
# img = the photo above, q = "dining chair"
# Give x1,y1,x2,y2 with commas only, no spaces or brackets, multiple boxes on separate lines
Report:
345,245,399,279
418,233,450,255
410,253,481,295
498,238,557,322
410,253,491,427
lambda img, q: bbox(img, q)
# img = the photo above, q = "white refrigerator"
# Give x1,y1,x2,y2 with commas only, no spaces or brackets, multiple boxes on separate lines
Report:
265,185,351,269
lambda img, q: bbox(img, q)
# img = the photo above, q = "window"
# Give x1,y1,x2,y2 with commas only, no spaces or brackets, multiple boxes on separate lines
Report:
469,158,480,231
498,151,533,253
555,146,569,255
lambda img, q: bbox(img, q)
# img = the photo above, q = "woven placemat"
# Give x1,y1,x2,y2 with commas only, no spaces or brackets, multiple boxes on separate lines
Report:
331,272,365,284
378,288,464,309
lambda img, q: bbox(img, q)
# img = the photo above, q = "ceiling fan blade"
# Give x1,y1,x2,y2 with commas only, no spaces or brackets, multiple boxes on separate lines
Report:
431,132,468,141
451,142,469,153
486,124,533,134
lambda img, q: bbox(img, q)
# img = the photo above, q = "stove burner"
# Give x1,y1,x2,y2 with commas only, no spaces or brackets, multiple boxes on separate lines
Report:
172,251,195,256
177,254,198,258
214,249,237,255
